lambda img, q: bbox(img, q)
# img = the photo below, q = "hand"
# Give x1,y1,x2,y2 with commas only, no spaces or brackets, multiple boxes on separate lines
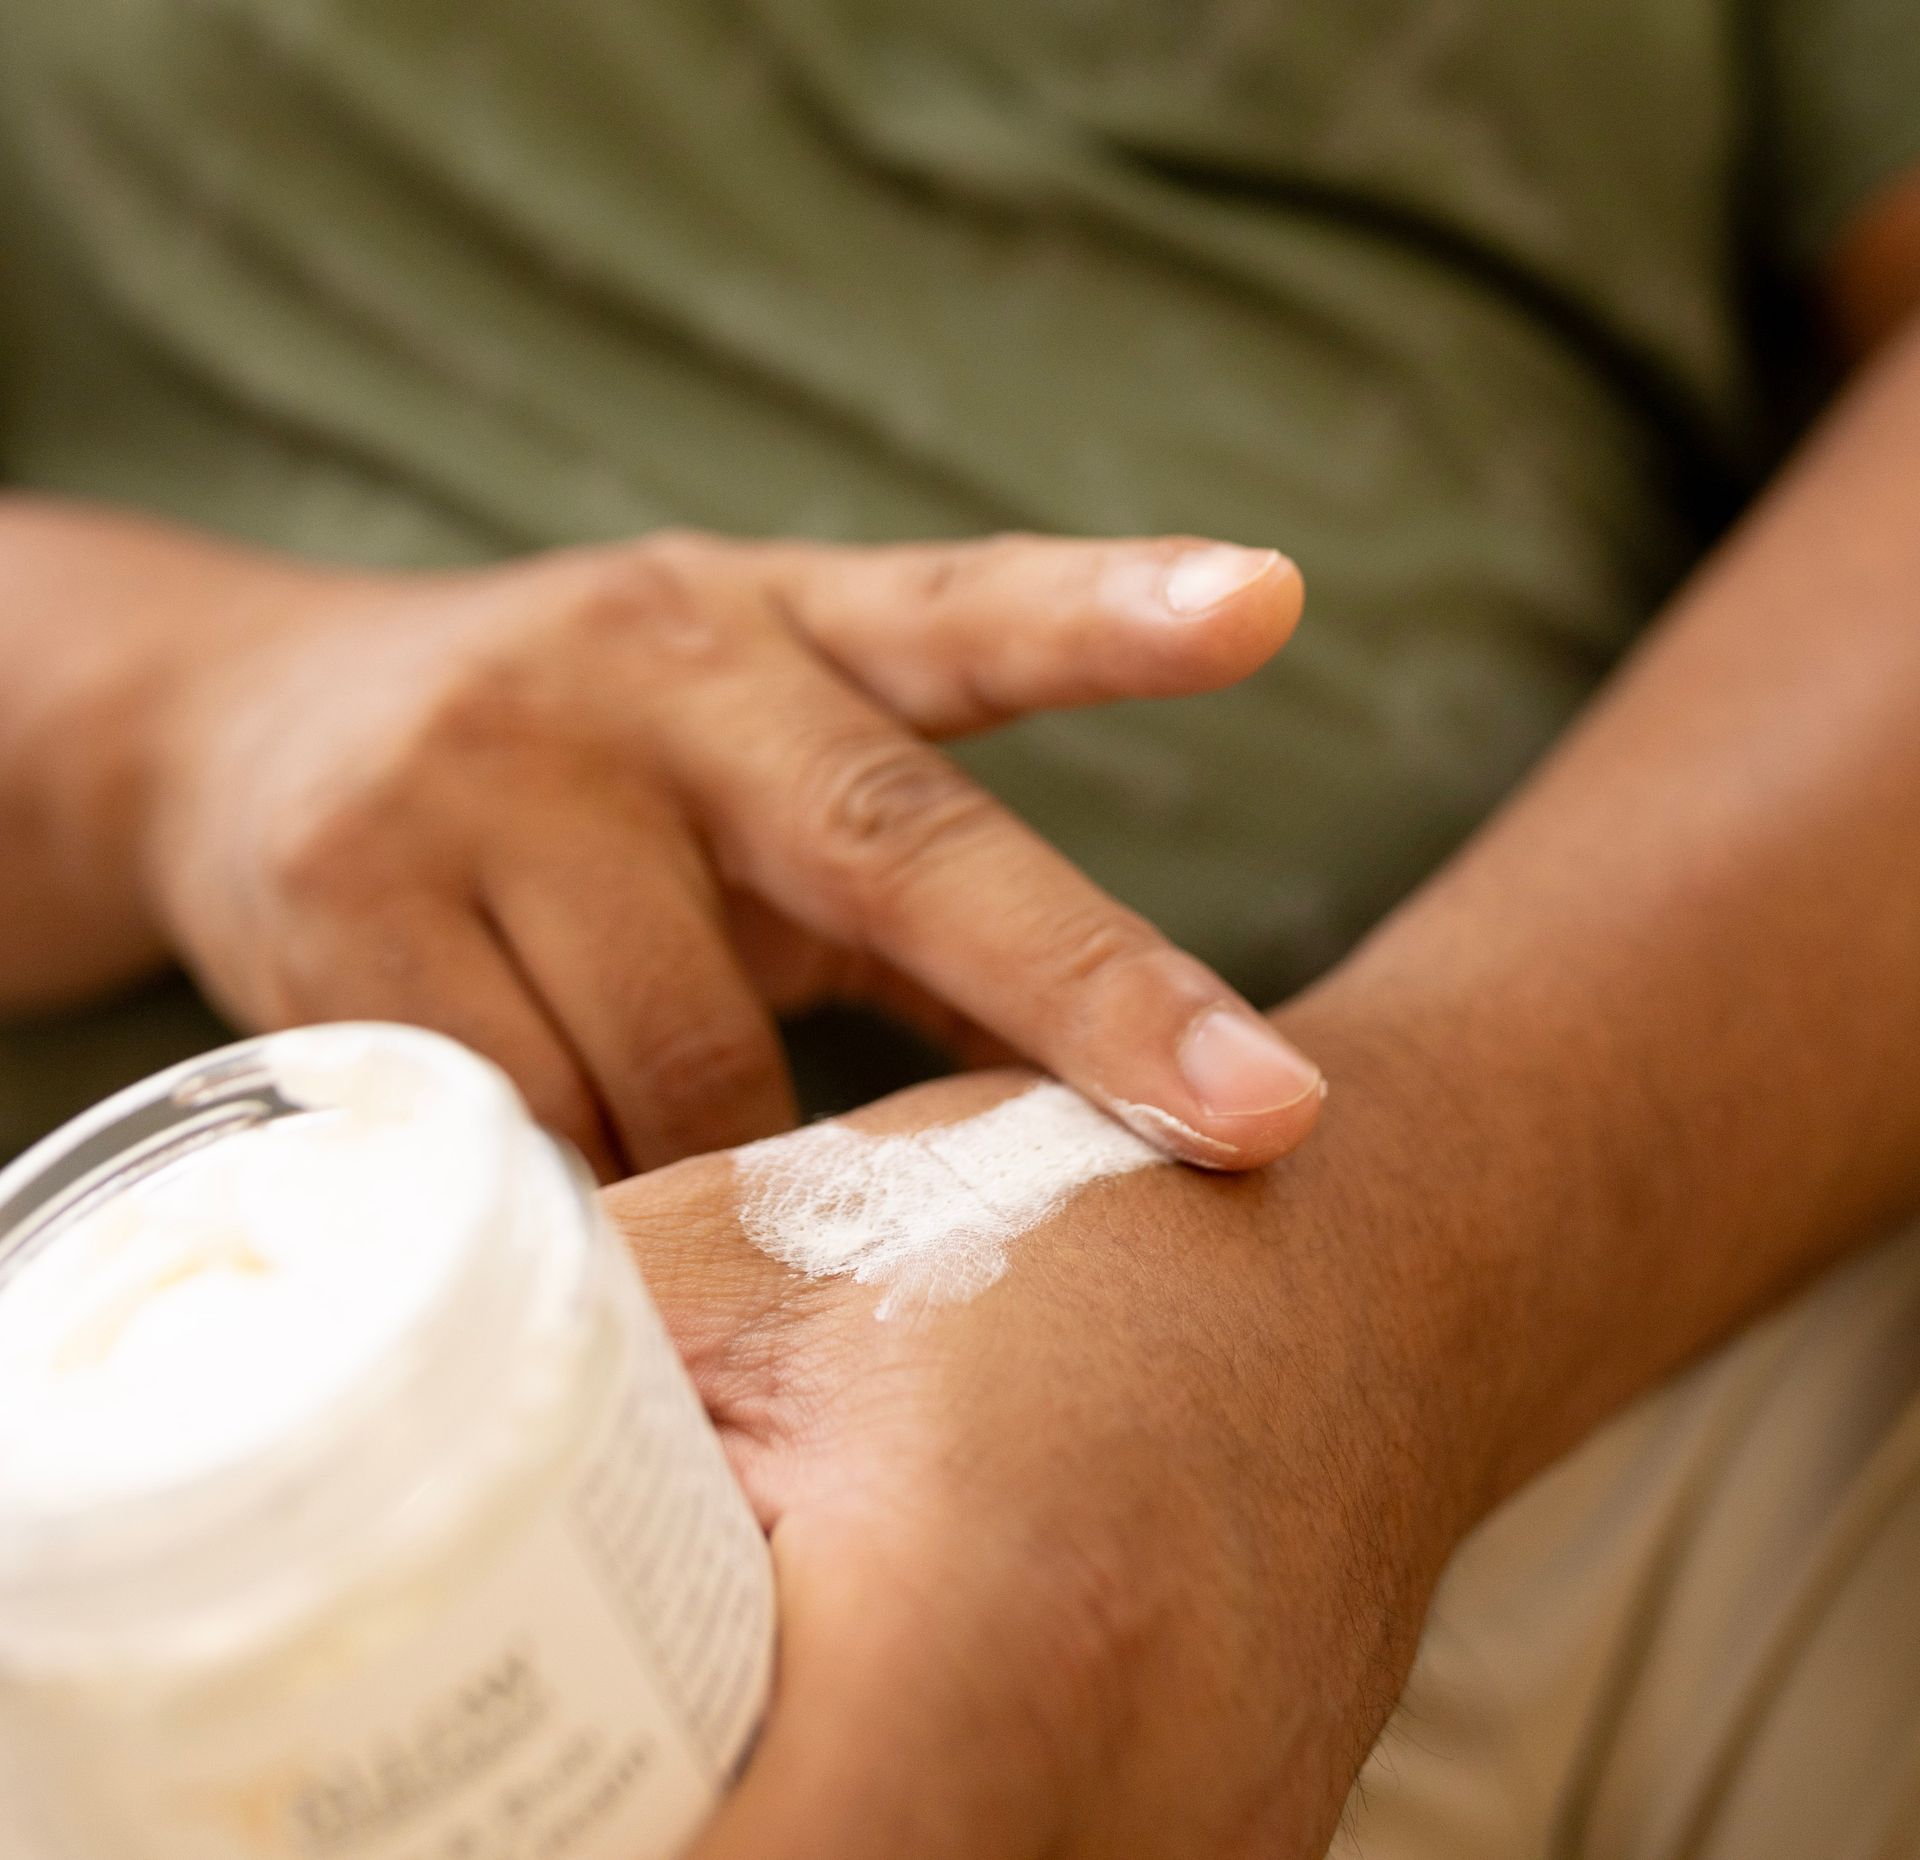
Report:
607,1064,1477,1860
142,530,1323,1177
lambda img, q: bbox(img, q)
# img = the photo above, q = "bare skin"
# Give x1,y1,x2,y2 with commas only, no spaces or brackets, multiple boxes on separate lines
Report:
4,132,1917,1860
578,177,1920,1857
0,521,1322,1176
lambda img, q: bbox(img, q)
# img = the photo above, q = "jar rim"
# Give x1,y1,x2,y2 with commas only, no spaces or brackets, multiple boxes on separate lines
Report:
0,1025,602,1677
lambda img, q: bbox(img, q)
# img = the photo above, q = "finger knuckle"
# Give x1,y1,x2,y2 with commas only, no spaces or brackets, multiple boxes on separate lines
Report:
560,541,731,667
916,530,1033,599
263,791,398,907
916,553,962,601
801,736,993,911
1047,908,1157,991
637,1012,775,1113
420,654,545,760
358,921,447,997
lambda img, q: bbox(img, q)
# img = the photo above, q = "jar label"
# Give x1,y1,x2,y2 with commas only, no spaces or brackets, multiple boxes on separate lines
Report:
27,1285,775,1860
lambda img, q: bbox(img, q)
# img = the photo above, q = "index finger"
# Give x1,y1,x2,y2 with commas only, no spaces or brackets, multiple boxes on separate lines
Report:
736,530,1305,736
659,636,1323,1170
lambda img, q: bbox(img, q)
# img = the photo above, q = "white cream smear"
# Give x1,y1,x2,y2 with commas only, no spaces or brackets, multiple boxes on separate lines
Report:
1110,1100,1241,1165
732,1082,1163,1319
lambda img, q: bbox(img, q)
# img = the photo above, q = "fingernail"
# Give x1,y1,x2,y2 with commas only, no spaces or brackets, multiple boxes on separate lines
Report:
1161,546,1282,616
1178,1009,1323,1117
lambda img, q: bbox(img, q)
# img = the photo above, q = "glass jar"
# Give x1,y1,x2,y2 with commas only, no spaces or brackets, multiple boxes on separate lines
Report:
0,1024,774,1860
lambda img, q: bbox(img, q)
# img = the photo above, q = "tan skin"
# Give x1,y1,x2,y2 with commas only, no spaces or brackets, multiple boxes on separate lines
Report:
584,171,1920,1859
1,162,1917,1855
0,521,1324,1177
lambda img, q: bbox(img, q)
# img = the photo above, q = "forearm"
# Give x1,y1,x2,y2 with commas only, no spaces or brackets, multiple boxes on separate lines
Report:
0,498,323,1009
1272,312,1920,1527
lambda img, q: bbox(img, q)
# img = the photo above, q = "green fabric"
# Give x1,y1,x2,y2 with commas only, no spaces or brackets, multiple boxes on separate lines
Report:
2,0,1918,1159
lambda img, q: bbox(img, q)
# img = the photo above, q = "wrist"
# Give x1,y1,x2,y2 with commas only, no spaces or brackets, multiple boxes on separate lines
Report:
1265,968,1631,1538
0,501,350,996
835,1052,1516,1562
717,1013,1585,1572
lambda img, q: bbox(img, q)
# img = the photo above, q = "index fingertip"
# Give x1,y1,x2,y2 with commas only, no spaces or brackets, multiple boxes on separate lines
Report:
1111,1078,1326,1171
1111,542,1306,692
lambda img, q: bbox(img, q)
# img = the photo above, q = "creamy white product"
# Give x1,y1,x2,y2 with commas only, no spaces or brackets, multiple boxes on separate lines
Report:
1109,1100,1241,1166
0,1025,774,1860
731,1081,1164,1320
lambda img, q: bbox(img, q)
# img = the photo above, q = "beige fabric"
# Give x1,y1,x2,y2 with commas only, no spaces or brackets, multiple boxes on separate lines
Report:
1340,1221,1920,1860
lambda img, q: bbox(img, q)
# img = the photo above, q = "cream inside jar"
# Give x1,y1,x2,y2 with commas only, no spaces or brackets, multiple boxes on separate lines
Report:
0,1024,774,1860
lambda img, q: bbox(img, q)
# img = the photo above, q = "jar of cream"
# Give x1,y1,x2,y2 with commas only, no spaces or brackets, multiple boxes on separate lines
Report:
0,1023,775,1860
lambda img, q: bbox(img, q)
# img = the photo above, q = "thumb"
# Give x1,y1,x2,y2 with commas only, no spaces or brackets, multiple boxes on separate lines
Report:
740,532,1305,737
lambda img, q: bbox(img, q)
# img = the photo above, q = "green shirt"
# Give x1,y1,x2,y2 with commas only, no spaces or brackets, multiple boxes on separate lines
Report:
3,0,1917,1156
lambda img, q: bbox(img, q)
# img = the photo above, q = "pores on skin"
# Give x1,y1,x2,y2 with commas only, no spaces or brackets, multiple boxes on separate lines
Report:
730,1083,1166,1320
